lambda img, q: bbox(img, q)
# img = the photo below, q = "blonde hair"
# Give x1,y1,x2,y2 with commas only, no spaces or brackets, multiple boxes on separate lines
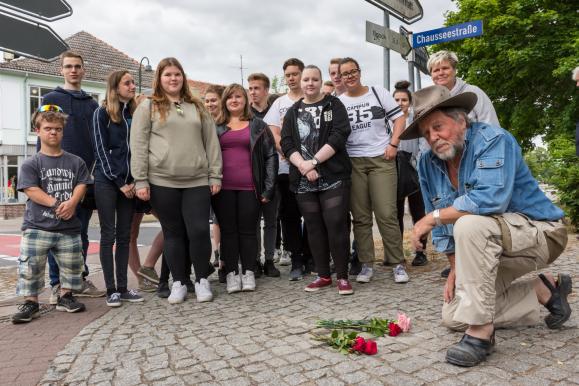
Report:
152,57,208,123
216,84,253,125
427,51,459,74
103,70,136,123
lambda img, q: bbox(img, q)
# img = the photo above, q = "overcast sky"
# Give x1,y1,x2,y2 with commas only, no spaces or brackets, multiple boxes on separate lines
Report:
50,0,456,90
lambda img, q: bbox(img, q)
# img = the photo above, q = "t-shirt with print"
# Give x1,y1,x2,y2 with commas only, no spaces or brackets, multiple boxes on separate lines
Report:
339,86,403,158
296,100,342,194
18,151,92,234
263,94,301,175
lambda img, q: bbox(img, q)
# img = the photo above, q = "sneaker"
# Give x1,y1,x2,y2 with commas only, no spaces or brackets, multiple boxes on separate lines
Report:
49,284,60,305
273,249,282,263
74,279,105,298
137,266,159,284
289,265,304,281
349,259,362,276
441,267,451,278
56,292,86,313
212,250,220,267
263,260,281,277
106,292,122,307
138,277,157,293
242,270,256,291
393,264,410,283
226,272,242,294
337,279,354,295
157,282,170,298
356,264,374,283
12,301,40,324
167,281,187,304
279,250,292,266
120,289,144,303
305,276,332,292
218,268,227,284
411,251,428,266
255,260,263,278
195,278,213,302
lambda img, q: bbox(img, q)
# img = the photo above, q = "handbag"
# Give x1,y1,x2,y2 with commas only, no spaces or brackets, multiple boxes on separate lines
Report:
396,151,420,201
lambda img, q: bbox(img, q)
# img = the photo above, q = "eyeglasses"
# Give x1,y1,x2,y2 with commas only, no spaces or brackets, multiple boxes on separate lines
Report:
174,102,184,116
37,104,64,113
63,64,83,70
340,69,360,79
41,127,63,133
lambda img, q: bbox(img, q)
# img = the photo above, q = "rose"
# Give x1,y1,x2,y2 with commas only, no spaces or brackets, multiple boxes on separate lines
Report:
388,322,402,337
397,312,411,333
363,339,378,355
351,336,366,353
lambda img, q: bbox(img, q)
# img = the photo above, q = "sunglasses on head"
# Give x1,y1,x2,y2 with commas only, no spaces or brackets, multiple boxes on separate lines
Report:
38,104,64,113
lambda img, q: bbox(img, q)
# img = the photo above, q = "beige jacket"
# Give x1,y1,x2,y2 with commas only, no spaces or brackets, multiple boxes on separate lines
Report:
130,99,222,189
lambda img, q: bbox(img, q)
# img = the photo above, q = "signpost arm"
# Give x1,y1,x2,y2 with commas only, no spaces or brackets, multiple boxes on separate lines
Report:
383,11,390,89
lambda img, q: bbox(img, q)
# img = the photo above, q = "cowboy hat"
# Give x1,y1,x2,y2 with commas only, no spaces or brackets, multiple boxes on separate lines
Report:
399,85,477,140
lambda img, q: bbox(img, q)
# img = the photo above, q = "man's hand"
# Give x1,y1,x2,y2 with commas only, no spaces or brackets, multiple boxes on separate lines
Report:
55,200,76,220
120,184,135,199
210,184,221,195
305,169,319,182
260,197,269,203
444,269,456,303
298,160,316,176
411,214,434,251
384,144,397,161
136,187,150,201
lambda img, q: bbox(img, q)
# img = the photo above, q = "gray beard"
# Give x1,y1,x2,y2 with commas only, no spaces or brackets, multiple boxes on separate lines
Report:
433,138,465,161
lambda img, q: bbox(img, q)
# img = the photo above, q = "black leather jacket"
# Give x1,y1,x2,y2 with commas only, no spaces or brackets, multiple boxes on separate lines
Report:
216,118,278,200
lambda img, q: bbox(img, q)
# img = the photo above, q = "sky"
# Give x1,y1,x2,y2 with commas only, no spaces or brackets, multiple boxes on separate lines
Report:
49,0,457,90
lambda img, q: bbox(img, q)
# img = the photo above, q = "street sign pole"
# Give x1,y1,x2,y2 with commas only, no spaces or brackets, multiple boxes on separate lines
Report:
415,66,422,89
408,60,414,92
383,11,390,90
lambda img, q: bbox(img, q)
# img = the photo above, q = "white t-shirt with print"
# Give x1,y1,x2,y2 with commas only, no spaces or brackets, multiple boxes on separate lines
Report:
339,86,403,158
263,94,299,175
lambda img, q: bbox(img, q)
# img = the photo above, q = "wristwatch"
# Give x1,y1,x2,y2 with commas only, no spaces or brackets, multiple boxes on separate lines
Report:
433,209,442,226
311,157,320,166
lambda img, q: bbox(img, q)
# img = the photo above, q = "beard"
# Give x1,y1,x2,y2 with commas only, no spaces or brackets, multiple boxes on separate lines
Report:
432,137,465,161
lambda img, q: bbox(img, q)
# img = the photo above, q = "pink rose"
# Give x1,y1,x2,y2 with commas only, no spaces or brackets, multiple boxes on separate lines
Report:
397,312,411,332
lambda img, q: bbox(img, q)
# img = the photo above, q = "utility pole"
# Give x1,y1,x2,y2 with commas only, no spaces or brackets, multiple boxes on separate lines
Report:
239,55,247,87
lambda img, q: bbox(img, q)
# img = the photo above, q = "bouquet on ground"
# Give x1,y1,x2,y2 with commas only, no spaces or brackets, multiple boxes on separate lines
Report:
313,312,411,355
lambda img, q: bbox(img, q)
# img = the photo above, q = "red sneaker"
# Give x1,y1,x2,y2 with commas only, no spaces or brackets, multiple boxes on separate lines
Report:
337,279,354,295
304,276,332,292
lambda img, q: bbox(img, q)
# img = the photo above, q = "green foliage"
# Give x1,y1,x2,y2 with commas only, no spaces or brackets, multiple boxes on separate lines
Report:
547,135,579,228
524,146,553,182
437,0,578,150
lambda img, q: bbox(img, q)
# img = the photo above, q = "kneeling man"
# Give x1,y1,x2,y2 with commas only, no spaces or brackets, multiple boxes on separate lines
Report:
402,85,571,367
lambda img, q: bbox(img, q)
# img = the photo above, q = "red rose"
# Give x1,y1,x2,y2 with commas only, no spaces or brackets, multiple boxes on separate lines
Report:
388,322,402,337
363,340,378,355
351,336,366,352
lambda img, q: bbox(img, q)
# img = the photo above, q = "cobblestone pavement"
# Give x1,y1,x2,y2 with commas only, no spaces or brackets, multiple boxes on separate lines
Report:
36,239,578,386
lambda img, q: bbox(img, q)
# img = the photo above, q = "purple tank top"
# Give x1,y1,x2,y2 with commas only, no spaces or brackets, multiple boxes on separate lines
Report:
220,126,254,190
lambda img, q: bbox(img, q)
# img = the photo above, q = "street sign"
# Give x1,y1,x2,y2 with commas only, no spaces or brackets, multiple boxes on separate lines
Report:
366,21,411,57
412,20,483,48
0,0,72,21
399,26,429,75
364,0,423,24
0,11,69,61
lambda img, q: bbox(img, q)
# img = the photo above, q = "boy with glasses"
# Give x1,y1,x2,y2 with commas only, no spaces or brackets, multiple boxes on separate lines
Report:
12,105,92,323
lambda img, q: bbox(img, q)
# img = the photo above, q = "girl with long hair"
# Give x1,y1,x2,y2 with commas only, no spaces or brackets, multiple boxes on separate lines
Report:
131,57,222,304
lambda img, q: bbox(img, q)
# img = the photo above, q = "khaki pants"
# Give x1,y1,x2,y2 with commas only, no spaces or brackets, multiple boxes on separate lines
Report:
350,156,403,265
442,214,567,330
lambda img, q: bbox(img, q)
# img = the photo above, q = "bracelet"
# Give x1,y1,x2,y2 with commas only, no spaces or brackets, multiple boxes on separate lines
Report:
433,209,442,226
52,199,62,209
389,143,399,148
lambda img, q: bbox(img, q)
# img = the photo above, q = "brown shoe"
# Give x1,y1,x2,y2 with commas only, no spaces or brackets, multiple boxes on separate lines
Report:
74,279,105,297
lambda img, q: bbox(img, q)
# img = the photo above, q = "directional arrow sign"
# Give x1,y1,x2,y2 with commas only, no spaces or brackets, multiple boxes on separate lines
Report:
0,0,72,21
364,0,423,24
399,26,429,74
0,11,69,61
412,20,483,48
366,21,411,57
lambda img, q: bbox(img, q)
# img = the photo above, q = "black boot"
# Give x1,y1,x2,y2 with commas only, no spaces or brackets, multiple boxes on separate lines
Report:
446,330,495,367
540,273,572,329
263,260,280,277
411,251,428,266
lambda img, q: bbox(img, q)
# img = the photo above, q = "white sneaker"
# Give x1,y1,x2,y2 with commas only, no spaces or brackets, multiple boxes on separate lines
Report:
274,249,282,263
241,270,256,291
168,281,187,304
226,272,242,294
195,278,213,302
393,264,409,283
49,284,60,305
356,264,374,283
279,250,291,266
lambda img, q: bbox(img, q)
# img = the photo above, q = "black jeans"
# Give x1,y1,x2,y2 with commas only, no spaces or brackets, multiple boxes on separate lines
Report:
212,190,261,274
149,184,211,283
397,188,426,251
94,178,134,292
277,174,305,265
297,184,351,280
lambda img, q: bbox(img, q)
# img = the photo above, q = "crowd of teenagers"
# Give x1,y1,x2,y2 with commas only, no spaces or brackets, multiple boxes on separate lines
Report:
10,48,566,323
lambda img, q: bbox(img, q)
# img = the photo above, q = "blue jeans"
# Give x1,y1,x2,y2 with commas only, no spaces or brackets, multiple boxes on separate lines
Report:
48,205,92,286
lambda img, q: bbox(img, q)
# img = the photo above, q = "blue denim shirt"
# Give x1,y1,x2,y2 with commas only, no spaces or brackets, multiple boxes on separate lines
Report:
418,122,564,254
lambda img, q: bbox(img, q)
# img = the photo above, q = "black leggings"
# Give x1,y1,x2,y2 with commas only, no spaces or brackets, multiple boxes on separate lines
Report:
212,190,261,274
397,188,427,251
149,184,211,283
296,184,350,280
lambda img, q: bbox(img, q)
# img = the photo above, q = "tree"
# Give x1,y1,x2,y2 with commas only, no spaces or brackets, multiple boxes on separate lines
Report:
437,0,578,149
